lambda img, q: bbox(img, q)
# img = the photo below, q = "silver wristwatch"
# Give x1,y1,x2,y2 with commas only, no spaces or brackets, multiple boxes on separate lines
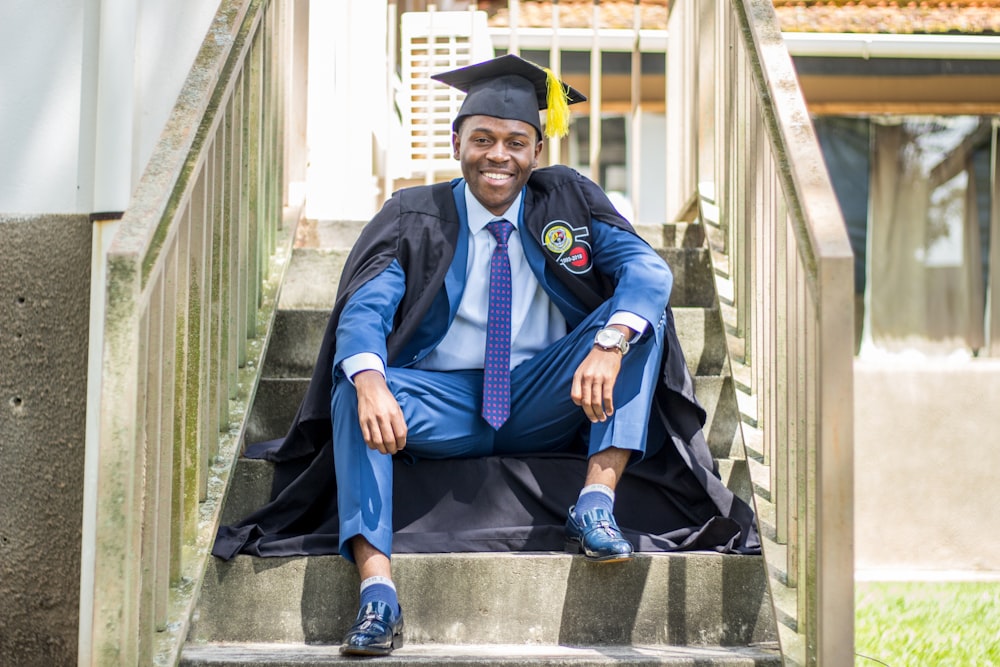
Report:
594,327,629,355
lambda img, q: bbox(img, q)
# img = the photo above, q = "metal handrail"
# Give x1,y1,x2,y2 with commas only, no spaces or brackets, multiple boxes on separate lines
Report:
667,0,856,664
79,1,297,663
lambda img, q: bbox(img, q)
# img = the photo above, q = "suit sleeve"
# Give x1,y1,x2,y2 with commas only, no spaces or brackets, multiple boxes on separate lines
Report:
332,259,406,373
590,220,673,330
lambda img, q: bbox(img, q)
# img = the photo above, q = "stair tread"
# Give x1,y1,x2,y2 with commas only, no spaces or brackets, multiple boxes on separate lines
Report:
191,553,775,648
181,641,782,666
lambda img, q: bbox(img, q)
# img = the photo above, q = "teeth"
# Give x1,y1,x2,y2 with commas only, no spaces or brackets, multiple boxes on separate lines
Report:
484,172,510,181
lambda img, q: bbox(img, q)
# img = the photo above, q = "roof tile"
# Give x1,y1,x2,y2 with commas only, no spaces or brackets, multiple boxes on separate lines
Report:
485,0,1000,35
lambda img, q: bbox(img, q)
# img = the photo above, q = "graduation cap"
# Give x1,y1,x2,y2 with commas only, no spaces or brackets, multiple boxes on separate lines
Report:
431,54,586,140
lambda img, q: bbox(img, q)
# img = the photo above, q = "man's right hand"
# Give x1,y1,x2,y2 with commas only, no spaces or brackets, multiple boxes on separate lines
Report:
353,370,407,455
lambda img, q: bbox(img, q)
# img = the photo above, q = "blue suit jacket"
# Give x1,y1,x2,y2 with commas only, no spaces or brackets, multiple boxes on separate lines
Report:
334,180,674,374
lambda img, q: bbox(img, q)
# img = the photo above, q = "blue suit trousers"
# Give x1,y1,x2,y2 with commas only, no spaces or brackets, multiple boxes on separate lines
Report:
330,300,667,560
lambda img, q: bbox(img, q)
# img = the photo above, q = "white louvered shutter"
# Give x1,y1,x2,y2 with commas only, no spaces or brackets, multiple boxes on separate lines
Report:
399,11,494,179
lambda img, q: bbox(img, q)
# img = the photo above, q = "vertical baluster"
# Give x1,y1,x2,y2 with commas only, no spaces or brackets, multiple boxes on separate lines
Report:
261,6,275,264
136,292,155,664
206,135,222,453
237,68,251,366
227,81,243,390
774,197,789,546
187,164,212,506
764,153,775,479
247,36,263,329
803,297,819,662
786,224,800,588
179,199,196,545
721,12,752,260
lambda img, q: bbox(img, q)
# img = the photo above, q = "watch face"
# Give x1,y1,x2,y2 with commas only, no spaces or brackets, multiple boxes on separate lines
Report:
597,329,622,347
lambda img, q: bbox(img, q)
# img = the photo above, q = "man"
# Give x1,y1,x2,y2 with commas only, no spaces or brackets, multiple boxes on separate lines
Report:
212,54,759,658
333,54,674,656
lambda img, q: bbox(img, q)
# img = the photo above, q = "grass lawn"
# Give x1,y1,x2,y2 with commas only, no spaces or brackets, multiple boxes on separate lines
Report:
855,581,1000,667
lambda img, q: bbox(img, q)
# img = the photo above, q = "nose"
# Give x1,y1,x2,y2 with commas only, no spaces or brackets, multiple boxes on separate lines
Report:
486,142,509,163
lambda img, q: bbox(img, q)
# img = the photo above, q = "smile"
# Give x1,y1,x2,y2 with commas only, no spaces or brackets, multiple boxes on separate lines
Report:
483,172,513,182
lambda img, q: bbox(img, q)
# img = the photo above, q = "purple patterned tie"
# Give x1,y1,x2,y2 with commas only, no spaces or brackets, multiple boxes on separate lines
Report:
482,219,514,429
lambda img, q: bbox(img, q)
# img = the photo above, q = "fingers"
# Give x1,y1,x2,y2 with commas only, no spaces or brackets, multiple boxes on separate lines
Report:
361,410,407,455
354,371,408,455
572,352,619,423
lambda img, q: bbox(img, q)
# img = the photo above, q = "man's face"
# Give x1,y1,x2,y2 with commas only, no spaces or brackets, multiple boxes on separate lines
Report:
453,115,543,216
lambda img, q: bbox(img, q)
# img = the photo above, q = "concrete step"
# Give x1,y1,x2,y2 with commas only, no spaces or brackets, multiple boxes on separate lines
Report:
180,642,781,666
273,245,716,316
658,247,716,310
242,373,740,460
187,553,775,648
261,306,727,381
278,248,349,311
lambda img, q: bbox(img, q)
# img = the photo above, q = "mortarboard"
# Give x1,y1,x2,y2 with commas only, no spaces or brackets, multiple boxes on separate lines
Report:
431,54,586,140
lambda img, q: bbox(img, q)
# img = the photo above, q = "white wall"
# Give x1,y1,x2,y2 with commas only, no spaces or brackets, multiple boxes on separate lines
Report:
0,0,220,215
0,0,86,213
305,0,387,220
854,358,1000,574
635,111,667,225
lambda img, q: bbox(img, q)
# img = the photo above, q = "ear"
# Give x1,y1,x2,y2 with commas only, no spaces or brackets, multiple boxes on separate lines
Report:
452,131,461,160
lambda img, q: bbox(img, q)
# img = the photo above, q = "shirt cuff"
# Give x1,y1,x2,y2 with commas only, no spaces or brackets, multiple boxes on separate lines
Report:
608,311,649,341
340,352,386,384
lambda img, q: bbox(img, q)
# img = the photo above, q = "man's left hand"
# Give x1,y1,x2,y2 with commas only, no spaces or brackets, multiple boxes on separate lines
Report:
572,325,631,422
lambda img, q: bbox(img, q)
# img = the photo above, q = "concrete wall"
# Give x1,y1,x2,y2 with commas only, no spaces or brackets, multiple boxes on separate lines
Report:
0,215,92,665
855,357,1000,575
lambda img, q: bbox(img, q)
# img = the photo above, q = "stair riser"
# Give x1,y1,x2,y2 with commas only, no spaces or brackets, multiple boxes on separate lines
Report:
189,554,774,647
658,248,716,310
278,248,349,311
180,644,781,667
273,246,714,321
262,307,728,381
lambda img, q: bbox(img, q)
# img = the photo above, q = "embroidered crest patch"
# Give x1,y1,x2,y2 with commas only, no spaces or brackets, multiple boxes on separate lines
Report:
541,220,593,275
543,223,573,253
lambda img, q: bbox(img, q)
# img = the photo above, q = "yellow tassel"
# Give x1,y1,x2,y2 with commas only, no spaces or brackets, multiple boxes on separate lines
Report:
543,67,570,139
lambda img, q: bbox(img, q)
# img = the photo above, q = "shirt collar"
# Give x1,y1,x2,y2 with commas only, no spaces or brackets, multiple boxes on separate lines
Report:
464,185,523,234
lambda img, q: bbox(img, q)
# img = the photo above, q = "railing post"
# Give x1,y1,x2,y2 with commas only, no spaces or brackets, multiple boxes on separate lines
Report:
83,248,143,666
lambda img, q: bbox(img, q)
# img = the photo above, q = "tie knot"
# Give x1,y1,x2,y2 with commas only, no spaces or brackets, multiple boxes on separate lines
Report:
487,219,513,245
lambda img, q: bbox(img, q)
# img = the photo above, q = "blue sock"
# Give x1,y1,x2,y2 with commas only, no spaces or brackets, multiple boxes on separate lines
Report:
575,484,615,516
360,576,399,619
